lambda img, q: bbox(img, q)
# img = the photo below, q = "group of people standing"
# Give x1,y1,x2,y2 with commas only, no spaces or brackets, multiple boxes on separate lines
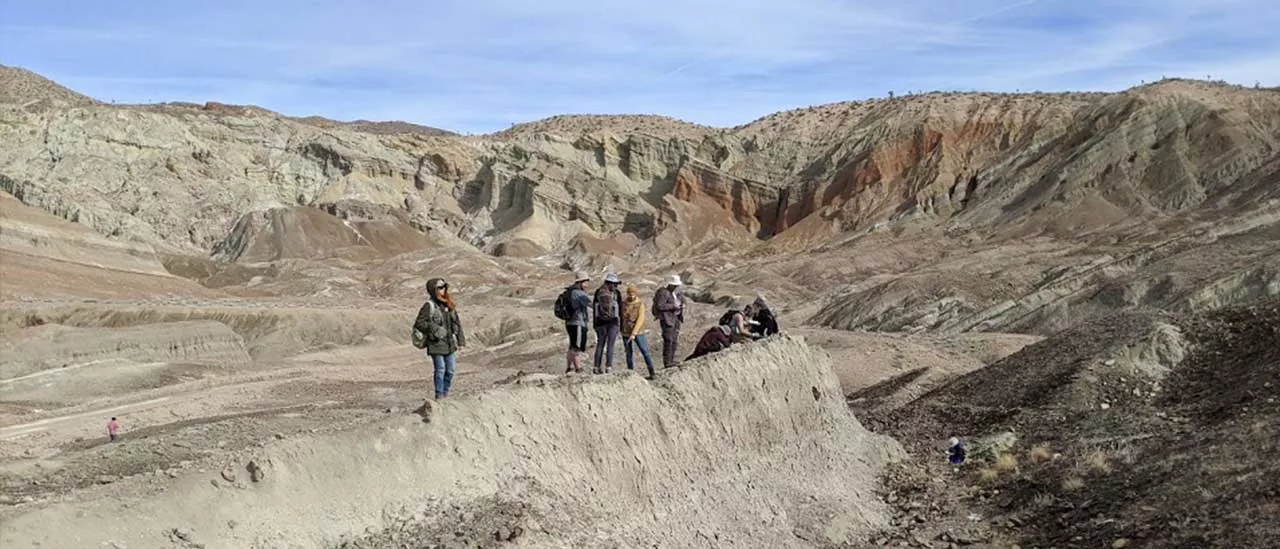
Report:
556,271,780,379
556,272,687,379
410,271,781,400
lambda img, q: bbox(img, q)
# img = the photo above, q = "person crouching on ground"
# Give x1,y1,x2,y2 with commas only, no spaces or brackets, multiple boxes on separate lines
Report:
563,273,592,374
592,272,623,374
653,274,685,368
687,324,733,361
621,284,656,379
748,293,779,337
414,278,466,399
727,303,761,344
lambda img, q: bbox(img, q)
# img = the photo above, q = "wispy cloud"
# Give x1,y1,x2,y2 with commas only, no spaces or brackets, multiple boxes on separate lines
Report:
3,0,1276,133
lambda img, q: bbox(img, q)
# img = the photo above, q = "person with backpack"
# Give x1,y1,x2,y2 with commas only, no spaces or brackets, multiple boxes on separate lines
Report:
554,272,592,374
412,278,466,399
621,284,656,379
719,303,761,343
592,272,623,374
652,274,685,368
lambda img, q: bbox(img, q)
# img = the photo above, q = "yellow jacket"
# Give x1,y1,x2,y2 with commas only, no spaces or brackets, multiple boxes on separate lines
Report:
622,296,646,337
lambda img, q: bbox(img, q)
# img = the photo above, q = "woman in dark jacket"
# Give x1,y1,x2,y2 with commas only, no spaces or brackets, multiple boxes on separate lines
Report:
414,278,465,399
748,294,779,338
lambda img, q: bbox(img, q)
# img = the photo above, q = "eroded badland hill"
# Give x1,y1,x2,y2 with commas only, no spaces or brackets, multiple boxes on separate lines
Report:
1,64,1278,548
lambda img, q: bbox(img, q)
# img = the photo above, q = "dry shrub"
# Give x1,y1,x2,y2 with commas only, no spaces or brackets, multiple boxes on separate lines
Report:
364,270,399,299
994,452,1020,473
1061,476,1086,492
473,318,532,347
977,468,1000,484
1084,451,1114,475
1029,444,1054,463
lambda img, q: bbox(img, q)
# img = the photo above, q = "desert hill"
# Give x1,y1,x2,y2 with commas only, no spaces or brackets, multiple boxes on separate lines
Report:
4,66,1277,261
0,64,97,107
1,65,1278,547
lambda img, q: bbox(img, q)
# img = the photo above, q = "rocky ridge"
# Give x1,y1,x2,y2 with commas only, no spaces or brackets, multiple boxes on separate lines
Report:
0,337,903,549
4,66,1276,259
1,66,1277,334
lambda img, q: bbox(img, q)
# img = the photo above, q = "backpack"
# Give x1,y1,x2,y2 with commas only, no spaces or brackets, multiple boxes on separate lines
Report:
718,309,740,327
553,288,574,321
411,300,437,349
594,288,618,324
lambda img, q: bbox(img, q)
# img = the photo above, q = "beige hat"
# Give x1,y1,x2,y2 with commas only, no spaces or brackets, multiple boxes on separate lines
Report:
666,274,683,286
574,272,590,283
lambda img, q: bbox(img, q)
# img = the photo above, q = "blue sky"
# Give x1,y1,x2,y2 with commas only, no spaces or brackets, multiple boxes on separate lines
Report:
3,0,1277,133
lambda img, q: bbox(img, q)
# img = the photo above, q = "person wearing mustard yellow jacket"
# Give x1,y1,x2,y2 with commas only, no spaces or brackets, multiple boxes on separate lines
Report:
621,284,656,379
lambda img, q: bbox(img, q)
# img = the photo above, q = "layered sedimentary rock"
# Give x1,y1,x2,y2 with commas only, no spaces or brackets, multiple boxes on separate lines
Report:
5,64,1276,264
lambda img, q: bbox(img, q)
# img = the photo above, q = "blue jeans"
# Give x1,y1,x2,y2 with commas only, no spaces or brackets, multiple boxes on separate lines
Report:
624,334,655,375
431,353,456,398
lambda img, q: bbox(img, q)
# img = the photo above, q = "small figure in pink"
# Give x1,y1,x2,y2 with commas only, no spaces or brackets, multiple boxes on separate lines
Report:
107,417,119,442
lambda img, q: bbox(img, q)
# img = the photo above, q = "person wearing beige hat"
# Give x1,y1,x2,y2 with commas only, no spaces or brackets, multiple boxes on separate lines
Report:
621,283,656,379
553,272,592,374
652,274,685,368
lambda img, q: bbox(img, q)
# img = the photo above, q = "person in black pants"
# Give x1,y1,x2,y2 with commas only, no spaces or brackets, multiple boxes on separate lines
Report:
562,273,592,373
592,272,623,374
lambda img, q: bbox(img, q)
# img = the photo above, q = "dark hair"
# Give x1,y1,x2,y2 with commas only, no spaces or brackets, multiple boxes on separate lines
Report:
110,417,117,421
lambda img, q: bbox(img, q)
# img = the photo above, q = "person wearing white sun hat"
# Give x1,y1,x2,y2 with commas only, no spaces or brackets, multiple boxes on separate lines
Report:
591,272,624,374
652,274,685,368
553,272,592,374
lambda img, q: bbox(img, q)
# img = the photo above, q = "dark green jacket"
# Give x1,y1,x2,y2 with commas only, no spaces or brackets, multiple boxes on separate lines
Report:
413,283,465,356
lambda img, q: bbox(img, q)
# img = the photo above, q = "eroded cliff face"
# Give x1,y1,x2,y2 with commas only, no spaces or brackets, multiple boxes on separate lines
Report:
0,336,904,549
3,73,1276,266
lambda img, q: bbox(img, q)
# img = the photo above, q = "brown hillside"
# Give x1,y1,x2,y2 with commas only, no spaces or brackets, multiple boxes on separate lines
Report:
0,65,97,106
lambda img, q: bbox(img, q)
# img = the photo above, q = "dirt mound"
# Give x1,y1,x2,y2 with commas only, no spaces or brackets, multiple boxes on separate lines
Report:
0,336,903,548
808,207,1280,336
874,298,1280,548
0,65,96,107
0,302,410,360
211,206,440,262
290,116,457,137
1,320,248,379
879,311,1186,438
493,113,713,140
0,190,220,299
